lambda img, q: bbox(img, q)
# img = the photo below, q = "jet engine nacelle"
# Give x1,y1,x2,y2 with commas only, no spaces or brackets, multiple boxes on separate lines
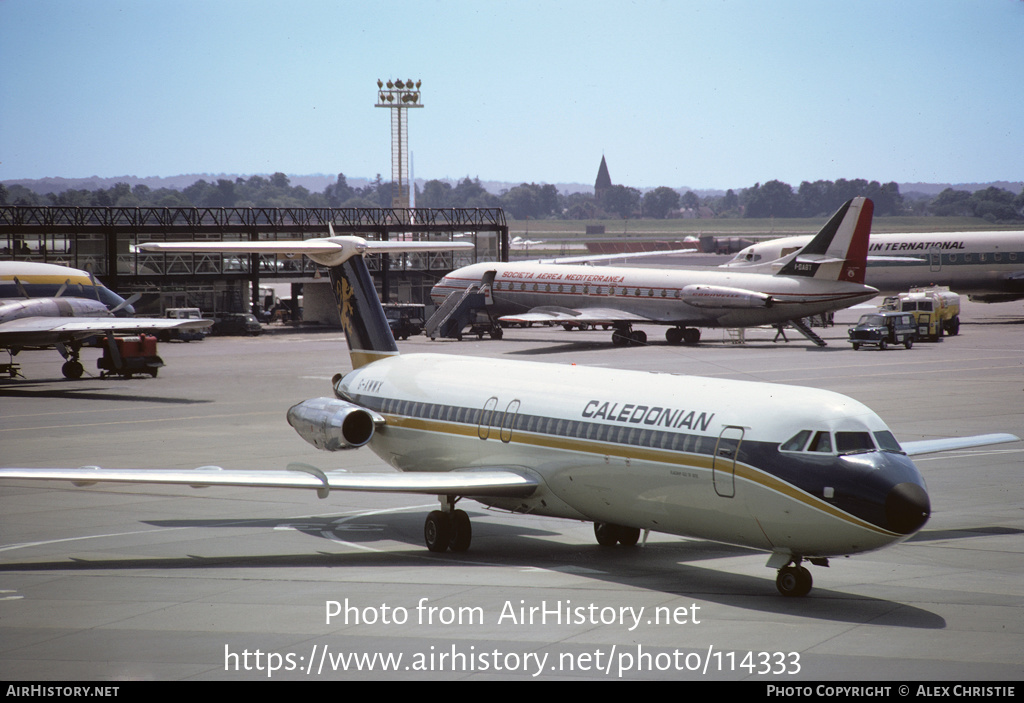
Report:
681,284,773,309
287,397,380,451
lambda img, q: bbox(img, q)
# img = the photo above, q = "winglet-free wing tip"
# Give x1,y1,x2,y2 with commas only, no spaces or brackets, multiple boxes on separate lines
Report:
902,432,1020,456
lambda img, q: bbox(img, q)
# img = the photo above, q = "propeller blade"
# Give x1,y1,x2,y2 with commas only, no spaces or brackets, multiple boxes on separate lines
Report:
109,293,141,314
12,276,30,299
84,263,101,301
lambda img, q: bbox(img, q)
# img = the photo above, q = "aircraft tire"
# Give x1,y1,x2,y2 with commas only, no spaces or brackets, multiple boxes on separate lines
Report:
449,509,472,552
666,328,683,345
682,328,701,344
62,361,84,380
594,522,621,546
424,510,452,553
617,527,641,547
776,566,813,597
630,330,647,345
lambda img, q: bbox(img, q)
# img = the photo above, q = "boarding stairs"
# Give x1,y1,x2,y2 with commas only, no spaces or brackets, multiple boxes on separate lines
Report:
425,271,497,340
788,318,827,347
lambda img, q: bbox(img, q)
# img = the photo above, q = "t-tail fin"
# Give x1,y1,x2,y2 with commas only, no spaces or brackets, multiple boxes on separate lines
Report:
775,197,873,283
135,232,473,369
327,253,400,368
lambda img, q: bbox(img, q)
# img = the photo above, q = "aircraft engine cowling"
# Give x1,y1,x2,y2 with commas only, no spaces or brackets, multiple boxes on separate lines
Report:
287,397,380,451
681,284,773,309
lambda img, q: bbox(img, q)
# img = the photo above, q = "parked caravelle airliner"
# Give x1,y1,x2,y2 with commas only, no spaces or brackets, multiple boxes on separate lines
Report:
429,198,879,345
0,232,1016,597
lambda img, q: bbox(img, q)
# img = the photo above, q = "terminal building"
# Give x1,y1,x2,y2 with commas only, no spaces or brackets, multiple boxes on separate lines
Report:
0,205,508,326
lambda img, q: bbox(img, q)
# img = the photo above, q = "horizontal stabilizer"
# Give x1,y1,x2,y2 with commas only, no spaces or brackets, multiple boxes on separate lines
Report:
135,239,473,256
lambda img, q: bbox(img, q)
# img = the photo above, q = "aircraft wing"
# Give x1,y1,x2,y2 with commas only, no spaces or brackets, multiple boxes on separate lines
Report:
0,466,539,498
0,316,212,346
524,248,701,265
500,306,652,325
900,433,1019,456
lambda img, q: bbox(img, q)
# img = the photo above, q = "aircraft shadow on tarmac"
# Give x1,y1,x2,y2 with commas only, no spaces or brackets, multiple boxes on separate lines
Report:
908,525,1024,541
484,335,848,357
0,506,946,628
0,382,213,404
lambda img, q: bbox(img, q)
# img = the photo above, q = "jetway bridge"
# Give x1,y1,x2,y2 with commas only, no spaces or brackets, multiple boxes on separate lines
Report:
0,206,507,320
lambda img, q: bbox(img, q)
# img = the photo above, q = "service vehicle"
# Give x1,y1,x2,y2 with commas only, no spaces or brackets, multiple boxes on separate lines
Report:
848,311,917,350
97,334,163,378
211,313,262,336
880,286,961,340
383,303,426,340
157,308,209,342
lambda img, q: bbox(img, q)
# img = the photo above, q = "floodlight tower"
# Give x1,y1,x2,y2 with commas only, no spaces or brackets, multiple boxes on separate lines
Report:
375,78,423,209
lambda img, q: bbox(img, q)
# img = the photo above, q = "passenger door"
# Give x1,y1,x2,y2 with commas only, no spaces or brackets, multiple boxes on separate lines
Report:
713,426,744,498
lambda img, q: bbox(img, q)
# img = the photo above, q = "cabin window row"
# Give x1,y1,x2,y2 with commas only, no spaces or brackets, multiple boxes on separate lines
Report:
373,396,718,456
494,281,681,298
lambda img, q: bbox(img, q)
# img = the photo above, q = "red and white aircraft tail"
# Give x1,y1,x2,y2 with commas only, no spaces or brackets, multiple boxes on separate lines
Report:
769,197,873,284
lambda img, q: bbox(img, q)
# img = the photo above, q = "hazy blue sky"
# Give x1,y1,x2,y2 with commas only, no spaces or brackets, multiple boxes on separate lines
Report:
2,0,1022,190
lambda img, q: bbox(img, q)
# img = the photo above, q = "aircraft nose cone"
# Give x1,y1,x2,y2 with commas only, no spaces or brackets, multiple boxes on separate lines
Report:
885,481,931,534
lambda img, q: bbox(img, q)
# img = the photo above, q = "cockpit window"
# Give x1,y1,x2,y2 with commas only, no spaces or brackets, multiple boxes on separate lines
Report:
835,431,875,454
873,430,904,453
808,431,832,453
782,429,890,455
780,430,811,452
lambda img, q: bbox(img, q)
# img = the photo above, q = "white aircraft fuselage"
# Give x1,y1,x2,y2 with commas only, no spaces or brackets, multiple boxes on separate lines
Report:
336,352,928,559
431,261,877,328
725,231,1024,302
0,261,133,313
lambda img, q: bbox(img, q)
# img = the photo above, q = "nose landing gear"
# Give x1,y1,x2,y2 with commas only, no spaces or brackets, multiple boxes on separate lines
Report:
776,564,813,597
774,555,827,597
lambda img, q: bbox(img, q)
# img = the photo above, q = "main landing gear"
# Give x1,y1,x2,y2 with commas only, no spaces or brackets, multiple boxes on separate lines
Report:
56,341,85,379
424,496,472,553
593,522,642,547
611,325,647,347
665,327,701,345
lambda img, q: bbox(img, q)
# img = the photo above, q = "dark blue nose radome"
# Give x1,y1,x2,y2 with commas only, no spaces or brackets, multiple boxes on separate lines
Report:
885,482,931,534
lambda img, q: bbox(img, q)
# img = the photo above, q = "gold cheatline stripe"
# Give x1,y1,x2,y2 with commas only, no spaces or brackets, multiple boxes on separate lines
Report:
349,349,400,369
380,413,898,536
1,275,95,285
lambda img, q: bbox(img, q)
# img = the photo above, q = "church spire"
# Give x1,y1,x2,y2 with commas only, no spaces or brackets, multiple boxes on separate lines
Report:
595,155,612,203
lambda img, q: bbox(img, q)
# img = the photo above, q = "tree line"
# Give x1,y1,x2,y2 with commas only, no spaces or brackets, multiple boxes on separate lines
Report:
2,174,1022,223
